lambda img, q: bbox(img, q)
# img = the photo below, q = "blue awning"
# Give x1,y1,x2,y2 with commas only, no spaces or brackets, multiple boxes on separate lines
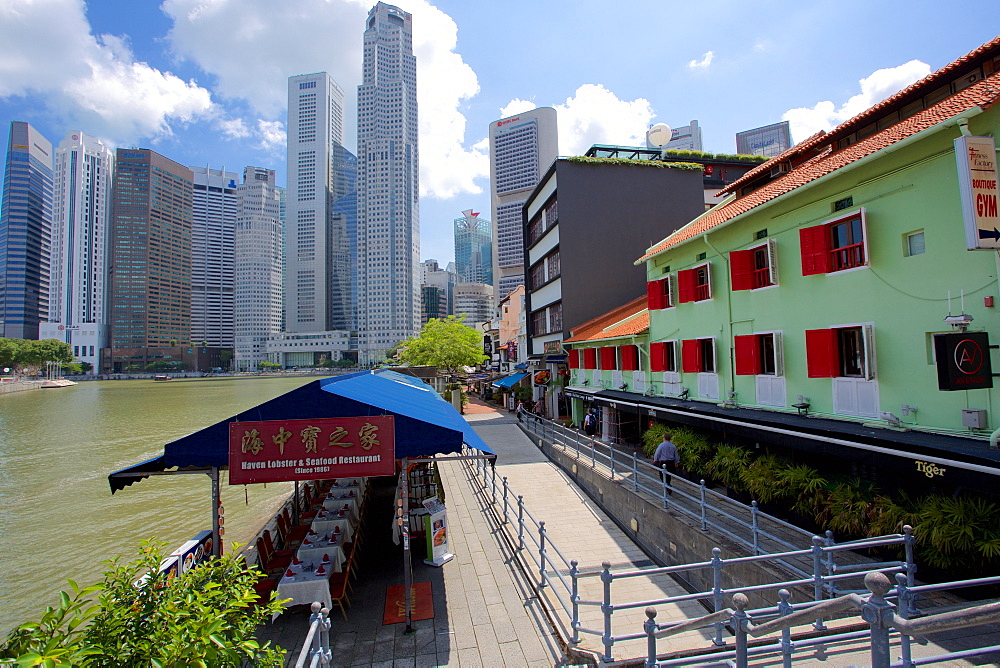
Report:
109,370,493,493
492,372,528,389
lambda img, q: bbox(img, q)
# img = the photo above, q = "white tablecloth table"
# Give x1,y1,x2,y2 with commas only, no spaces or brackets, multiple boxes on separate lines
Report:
296,542,345,569
320,495,358,522
308,513,353,541
273,558,335,617
329,478,364,494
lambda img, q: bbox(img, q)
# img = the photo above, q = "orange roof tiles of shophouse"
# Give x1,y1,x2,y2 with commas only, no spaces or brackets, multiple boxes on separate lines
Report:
636,36,1000,265
563,296,649,344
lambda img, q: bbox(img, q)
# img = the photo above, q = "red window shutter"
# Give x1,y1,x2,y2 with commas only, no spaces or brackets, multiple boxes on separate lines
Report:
583,348,597,369
568,349,579,369
681,339,702,373
649,342,665,372
600,346,617,370
800,224,832,276
621,345,638,371
805,328,839,378
677,269,697,303
733,335,760,375
646,281,663,310
730,249,755,291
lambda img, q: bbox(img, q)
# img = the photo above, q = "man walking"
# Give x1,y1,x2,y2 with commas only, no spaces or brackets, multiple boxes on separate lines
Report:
652,432,680,494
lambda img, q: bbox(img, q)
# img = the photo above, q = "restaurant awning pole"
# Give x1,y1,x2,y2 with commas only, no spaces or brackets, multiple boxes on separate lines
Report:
401,458,414,633
292,480,300,526
210,466,222,558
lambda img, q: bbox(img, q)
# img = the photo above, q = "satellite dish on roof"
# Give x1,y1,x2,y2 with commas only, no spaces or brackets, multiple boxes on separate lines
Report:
646,123,672,148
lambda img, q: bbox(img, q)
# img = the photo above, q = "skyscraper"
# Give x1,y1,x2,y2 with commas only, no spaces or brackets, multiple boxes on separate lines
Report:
736,121,793,158
285,72,356,334
454,209,492,285
190,166,237,348
39,131,114,369
0,121,53,339
108,149,193,361
488,107,557,302
234,166,284,371
356,2,419,363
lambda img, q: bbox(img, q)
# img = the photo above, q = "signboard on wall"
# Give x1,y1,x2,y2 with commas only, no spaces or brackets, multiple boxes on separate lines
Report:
228,416,395,484
933,332,993,391
955,135,1000,250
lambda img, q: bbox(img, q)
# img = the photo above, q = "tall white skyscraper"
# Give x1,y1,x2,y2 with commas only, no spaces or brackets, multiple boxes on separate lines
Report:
488,107,558,302
40,131,113,370
234,166,284,371
190,166,237,348
285,72,355,334
356,2,419,363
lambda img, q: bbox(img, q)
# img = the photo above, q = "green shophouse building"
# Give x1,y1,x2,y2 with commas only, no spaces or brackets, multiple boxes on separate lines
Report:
566,38,1000,494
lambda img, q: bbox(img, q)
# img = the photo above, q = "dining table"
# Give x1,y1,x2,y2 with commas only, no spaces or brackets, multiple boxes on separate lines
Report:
273,556,337,618
309,511,354,541
295,540,345,569
321,494,359,522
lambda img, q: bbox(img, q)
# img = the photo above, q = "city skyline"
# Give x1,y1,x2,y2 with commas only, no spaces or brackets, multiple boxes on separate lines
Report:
0,1,995,266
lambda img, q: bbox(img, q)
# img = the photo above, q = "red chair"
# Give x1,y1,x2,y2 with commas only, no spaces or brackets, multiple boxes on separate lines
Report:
262,529,295,560
255,536,291,576
278,509,310,544
250,577,278,608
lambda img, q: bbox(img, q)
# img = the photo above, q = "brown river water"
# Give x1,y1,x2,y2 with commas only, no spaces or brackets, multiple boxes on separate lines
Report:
0,375,318,636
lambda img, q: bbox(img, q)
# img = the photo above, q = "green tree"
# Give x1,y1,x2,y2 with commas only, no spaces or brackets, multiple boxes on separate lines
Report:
0,337,24,371
0,541,285,666
396,315,487,375
258,361,281,371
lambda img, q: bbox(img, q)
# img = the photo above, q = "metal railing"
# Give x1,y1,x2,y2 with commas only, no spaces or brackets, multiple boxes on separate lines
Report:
464,444,916,663
294,602,332,668
519,411,820,571
642,571,1000,667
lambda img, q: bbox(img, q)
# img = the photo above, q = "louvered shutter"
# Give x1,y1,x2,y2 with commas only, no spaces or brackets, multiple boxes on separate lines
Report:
649,342,665,372
677,269,697,303
800,225,832,276
583,348,597,370
681,339,702,373
734,335,760,375
568,349,579,369
805,328,839,378
646,281,662,310
600,346,617,370
620,345,638,371
730,250,755,291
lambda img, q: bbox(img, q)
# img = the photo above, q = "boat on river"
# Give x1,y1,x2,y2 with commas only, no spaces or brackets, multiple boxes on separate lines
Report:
153,375,172,381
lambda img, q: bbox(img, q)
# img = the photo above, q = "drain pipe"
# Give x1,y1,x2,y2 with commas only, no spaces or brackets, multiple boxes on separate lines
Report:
700,231,736,402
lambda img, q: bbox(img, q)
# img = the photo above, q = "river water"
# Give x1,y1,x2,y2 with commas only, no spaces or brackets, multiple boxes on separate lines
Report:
0,375,318,637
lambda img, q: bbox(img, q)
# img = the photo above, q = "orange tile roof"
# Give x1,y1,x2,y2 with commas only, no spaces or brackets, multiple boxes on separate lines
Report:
636,38,1000,264
564,296,649,343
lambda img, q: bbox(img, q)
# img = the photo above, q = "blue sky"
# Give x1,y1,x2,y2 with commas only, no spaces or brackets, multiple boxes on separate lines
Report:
1,0,997,266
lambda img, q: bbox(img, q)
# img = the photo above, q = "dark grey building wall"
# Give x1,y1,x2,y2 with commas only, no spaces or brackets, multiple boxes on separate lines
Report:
534,161,704,339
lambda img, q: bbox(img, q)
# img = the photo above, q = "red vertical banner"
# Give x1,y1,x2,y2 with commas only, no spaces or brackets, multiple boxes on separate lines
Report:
228,416,396,484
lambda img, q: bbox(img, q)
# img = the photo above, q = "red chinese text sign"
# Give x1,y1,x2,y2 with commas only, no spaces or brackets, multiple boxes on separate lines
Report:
228,416,395,485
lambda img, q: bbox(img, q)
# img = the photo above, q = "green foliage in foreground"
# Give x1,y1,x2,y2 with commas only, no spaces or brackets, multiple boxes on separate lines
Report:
0,541,285,667
0,338,74,375
641,424,1000,574
566,156,703,171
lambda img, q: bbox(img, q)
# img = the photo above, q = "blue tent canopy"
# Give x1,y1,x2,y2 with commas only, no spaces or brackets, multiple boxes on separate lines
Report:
109,370,493,493
491,372,528,389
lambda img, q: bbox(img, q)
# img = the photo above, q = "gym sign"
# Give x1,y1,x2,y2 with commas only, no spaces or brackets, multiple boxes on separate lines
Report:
933,332,993,391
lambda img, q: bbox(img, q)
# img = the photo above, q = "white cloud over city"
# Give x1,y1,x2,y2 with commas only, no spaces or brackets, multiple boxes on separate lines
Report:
0,0,214,144
782,60,931,142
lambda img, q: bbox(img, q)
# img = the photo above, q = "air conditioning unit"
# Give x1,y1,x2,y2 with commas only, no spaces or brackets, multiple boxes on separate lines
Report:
770,162,791,178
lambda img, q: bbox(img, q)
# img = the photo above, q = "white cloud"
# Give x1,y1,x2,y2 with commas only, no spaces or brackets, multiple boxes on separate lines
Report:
163,0,488,199
500,99,538,118
218,118,250,139
0,0,215,143
782,60,931,142
257,120,286,152
550,84,656,156
688,51,714,70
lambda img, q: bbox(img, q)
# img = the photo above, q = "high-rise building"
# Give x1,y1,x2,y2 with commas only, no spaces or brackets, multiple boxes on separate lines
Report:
39,131,113,369
488,107,558,302
108,149,193,359
190,166,237,348
1,121,53,339
736,121,793,158
356,2,419,363
454,282,494,330
234,166,283,372
454,209,492,285
661,120,702,151
285,72,356,334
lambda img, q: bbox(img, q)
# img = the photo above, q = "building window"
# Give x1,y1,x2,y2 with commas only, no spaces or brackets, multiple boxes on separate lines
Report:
730,240,776,290
531,309,547,336
800,210,868,275
600,346,617,370
527,213,543,245
646,275,673,310
805,325,873,378
548,302,562,333
529,262,544,289
734,332,781,375
678,263,712,303
905,230,925,256
681,338,715,373
583,348,597,369
620,345,639,371
546,251,560,279
649,341,677,372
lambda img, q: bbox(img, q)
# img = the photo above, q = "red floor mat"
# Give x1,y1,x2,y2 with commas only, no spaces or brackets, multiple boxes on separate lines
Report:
382,581,434,624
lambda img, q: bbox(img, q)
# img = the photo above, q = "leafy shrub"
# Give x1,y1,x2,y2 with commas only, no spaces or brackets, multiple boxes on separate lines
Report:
740,454,789,503
705,444,752,490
